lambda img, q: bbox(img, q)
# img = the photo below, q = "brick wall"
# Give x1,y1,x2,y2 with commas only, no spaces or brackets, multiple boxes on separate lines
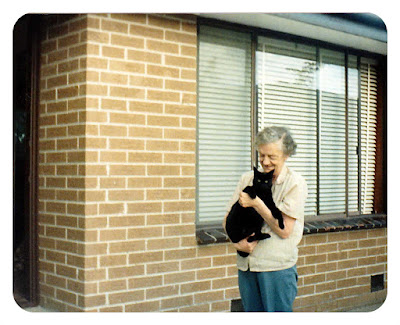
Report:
38,13,387,312
295,228,387,311
38,14,94,311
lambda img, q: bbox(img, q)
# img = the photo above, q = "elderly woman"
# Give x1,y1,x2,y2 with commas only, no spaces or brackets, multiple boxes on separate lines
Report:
224,126,308,312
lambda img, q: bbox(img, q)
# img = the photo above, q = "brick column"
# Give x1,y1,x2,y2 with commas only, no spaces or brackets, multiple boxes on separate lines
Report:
38,14,203,312
38,14,97,311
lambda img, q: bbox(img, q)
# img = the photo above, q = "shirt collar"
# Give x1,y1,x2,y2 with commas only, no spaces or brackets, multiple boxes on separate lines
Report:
275,164,288,185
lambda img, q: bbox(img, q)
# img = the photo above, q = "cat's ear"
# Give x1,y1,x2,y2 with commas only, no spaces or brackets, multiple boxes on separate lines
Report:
253,166,259,174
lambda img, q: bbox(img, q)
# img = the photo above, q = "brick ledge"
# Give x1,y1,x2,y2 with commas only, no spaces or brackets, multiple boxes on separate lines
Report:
196,215,387,245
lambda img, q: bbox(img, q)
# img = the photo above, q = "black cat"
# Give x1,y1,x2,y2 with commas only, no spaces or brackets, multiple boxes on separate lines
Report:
225,167,285,257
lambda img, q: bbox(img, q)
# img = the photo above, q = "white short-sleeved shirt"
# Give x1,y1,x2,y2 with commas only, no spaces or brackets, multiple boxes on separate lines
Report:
226,165,308,272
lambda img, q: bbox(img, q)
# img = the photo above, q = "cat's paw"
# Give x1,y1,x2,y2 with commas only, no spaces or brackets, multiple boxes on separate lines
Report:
278,218,285,229
237,250,249,257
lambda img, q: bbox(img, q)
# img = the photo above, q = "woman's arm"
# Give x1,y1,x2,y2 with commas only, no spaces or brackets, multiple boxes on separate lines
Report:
232,234,258,254
238,192,296,239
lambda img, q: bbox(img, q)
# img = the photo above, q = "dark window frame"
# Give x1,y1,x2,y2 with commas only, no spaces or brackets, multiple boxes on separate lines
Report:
13,14,41,307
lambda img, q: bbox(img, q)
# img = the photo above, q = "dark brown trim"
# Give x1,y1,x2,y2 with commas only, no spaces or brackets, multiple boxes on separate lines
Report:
373,57,387,214
345,51,349,217
13,14,41,307
28,14,41,306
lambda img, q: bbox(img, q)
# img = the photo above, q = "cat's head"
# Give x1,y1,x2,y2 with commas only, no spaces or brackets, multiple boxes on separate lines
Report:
253,166,274,191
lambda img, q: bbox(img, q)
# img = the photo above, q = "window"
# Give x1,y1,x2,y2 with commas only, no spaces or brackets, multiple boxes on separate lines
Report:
256,37,318,217
196,26,252,225
197,24,384,225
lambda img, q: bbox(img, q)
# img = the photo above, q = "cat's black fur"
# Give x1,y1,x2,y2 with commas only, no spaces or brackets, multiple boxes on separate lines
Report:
225,167,285,257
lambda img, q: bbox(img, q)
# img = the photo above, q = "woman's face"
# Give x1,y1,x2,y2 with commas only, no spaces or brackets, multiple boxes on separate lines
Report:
258,141,288,177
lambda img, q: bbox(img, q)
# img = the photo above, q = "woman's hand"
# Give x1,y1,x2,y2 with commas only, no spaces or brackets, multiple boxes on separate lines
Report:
233,233,258,254
240,192,296,239
238,192,262,208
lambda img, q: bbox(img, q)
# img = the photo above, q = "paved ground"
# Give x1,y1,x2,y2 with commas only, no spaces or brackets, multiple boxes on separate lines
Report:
23,302,384,313
345,302,383,312
23,306,54,312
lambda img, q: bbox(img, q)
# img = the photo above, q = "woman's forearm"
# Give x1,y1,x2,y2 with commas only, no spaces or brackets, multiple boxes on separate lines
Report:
253,197,293,239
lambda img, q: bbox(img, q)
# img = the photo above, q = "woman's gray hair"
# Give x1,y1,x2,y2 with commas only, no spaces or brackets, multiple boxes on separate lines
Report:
255,126,297,157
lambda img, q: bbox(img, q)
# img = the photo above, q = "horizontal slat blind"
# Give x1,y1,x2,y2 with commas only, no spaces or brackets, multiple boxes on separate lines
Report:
197,26,252,224
360,58,378,214
256,37,317,217
348,55,360,214
319,49,346,214
256,39,377,218
197,26,380,223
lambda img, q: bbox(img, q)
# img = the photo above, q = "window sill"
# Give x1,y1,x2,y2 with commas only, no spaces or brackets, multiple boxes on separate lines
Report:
196,226,229,245
303,214,387,234
196,214,387,245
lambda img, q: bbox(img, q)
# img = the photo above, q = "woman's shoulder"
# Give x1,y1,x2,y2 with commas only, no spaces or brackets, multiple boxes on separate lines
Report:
286,166,307,188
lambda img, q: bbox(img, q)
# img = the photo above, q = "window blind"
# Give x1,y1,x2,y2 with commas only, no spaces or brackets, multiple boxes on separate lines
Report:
197,26,379,223
347,55,360,214
256,37,377,218
197,26,252,225
256,37,318,217
319,49,347,214
360,58,378,214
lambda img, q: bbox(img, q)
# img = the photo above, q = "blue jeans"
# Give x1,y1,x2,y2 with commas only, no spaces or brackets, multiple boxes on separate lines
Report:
238,265,298,312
